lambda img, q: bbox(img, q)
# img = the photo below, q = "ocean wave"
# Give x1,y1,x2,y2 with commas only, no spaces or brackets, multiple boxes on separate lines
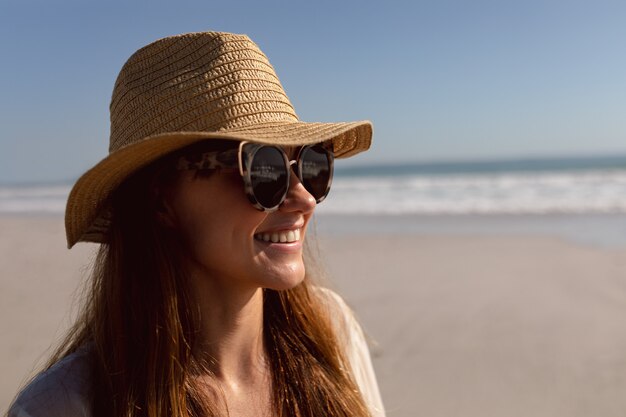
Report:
5,169,626,215
319,169,626,215
0,185,70,213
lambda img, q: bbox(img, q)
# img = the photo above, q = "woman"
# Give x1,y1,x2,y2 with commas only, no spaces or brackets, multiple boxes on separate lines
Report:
9,31,384,417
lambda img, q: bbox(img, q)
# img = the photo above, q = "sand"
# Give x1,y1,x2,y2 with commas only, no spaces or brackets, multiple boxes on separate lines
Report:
3,214,626,416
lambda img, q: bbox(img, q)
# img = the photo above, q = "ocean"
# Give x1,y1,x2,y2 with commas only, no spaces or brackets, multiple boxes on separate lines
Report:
320,154,626,216
3,154,626,216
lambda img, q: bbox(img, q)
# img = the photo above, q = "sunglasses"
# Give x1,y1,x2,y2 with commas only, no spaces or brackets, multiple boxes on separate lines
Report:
176,141,334,211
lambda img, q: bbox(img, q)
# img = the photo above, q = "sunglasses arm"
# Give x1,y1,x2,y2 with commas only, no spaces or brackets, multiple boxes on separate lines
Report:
175,148,239,171
238,140,247,177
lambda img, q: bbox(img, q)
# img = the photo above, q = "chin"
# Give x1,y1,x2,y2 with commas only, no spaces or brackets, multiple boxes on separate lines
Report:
263,266,306,291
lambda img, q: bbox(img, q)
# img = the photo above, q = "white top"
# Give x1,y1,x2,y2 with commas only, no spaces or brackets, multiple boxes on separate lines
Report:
8,289,385,417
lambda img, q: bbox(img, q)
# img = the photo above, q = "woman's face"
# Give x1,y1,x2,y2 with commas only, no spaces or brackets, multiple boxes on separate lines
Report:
164,146,317,292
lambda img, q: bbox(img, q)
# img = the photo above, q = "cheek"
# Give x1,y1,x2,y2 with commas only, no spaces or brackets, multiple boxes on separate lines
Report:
175,202,231,256
166,184,219,257
171,184,266,268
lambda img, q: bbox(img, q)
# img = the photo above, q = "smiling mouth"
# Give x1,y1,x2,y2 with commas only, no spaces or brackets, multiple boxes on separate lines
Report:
254,229,301,243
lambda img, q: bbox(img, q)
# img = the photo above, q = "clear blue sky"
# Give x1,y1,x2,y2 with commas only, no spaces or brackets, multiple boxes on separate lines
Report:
2,0,626,183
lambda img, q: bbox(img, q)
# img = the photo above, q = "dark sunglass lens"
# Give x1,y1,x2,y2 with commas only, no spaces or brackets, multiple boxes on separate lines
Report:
300,146,332,202
249,147,288,208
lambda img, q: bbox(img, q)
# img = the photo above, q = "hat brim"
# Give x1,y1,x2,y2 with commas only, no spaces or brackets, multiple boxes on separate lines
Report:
65,120,372,247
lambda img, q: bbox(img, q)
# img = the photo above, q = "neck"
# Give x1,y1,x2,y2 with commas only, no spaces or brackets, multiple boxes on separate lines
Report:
189,269,267,385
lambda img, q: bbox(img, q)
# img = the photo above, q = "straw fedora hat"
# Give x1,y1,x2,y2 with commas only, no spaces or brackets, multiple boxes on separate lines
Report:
65,31,372,248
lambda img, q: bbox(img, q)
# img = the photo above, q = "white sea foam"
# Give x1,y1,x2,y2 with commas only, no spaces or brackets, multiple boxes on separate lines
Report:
318,169,626,215
0,185,70,213
4,169,626,215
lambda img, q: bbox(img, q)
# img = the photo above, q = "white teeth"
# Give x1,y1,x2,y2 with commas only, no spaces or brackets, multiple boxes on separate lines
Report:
255,229,301,243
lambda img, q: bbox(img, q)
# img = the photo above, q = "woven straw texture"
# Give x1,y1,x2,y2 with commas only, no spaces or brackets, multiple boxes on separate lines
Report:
65,31,372,247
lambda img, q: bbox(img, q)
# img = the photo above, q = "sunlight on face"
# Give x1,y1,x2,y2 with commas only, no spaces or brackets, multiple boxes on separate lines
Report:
165,148,316,293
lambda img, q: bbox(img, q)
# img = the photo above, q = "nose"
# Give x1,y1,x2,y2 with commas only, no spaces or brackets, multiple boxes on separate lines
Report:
279,169,316,214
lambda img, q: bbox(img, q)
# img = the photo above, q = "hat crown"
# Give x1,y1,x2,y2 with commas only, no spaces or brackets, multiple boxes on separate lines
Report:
109,32,298,152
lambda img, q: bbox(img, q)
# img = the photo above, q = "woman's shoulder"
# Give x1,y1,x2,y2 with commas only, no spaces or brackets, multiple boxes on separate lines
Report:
311,286,364,345
312,286,386,417
313,287,370,346
8,346,92,417
313,286,354,322
313,287,370,353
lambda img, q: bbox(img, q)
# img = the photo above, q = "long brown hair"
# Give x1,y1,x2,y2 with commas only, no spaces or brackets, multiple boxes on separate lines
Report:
47,155,373,417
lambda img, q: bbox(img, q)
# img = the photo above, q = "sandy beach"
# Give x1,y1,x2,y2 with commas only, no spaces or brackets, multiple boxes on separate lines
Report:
3,214,626,416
